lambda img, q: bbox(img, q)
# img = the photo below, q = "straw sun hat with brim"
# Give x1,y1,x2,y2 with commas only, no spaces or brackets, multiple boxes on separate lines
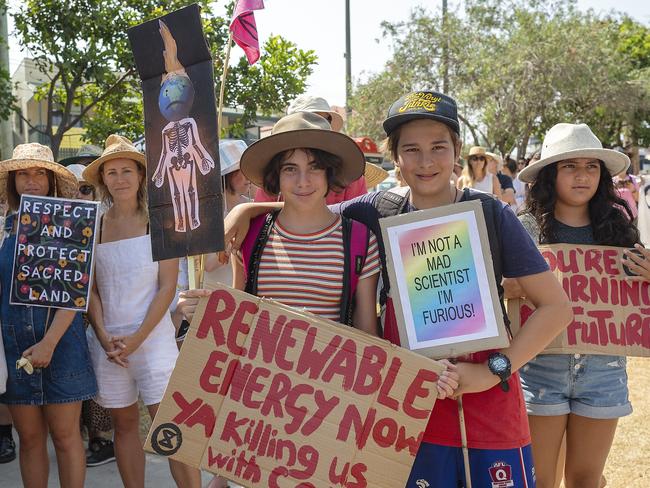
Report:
239,112,365,188
518,123,630,183
287,95,344,132
0,143,78,200
364,163,389,189
82,135,146,187
468,146,487,158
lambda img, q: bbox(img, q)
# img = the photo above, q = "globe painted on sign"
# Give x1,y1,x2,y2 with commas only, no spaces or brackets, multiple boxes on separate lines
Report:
159,74,195,122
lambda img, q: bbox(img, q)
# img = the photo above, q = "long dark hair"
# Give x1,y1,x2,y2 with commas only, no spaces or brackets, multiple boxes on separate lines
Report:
523,161,639,247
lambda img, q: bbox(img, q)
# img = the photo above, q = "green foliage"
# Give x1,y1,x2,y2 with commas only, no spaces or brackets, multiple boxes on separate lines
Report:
349,0,650,156
10,0,316,156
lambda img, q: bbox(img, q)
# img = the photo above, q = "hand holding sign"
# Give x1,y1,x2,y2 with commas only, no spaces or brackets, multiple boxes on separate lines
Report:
622,244,650,280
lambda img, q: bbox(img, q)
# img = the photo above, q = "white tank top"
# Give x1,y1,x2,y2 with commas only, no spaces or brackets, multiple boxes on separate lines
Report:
472,175,493,193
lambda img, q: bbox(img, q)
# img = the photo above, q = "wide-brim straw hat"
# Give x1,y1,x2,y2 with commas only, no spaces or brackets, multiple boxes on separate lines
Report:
519,123,629,183
364,163,389,189
82,135,146,186
0,143,77,200
240,112,365,188
287,95,344,132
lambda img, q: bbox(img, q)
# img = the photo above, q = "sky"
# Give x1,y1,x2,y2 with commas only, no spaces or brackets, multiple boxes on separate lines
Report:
6,0,650,108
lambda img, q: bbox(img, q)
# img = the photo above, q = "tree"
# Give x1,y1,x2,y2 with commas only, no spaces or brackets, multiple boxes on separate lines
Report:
11,0,316,158
347,0,650,157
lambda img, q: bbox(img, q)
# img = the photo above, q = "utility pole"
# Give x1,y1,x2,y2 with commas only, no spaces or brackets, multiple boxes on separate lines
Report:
441,0,449,93
0,6,12,158
345,0,352,114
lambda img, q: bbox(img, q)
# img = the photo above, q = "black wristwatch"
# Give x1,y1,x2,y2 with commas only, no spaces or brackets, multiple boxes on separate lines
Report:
488,352,512,392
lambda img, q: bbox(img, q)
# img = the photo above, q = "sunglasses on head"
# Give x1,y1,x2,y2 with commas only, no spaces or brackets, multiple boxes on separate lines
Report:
79,184,94,196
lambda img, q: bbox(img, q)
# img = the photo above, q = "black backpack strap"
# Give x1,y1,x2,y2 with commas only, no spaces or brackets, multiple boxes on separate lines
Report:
244,211,279,296
374,188,410,306
339,216,353,325
462,188,512,337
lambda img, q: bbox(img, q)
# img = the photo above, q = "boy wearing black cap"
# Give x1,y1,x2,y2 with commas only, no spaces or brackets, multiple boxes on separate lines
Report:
224,91,572,487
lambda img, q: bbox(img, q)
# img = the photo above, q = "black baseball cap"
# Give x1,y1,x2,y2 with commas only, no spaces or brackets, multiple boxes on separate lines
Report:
383,91,460,136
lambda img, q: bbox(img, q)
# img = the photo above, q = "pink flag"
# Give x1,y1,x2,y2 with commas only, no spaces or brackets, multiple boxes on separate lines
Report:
229,0,264,65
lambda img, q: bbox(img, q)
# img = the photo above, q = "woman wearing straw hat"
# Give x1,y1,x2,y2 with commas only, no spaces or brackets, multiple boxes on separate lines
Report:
511,123,641,488
457,146,502,199
83,135,200,488
0,142,97,487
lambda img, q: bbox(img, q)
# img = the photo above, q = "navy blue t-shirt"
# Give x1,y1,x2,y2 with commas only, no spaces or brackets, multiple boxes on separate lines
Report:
331,190,548,280
497,172,514,192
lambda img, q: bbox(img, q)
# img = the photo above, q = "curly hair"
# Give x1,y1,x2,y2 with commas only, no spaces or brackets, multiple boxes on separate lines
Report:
523,161,639,247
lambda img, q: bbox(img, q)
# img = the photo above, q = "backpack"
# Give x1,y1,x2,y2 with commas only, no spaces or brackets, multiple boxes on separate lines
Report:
373,187,512,345
240,211,371,326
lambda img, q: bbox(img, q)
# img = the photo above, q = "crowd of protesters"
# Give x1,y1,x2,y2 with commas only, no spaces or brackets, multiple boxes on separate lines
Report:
1,89,650,488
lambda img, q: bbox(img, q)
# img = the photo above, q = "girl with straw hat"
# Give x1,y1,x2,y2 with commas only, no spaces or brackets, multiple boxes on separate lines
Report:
0,142,97,487
82,135,200,488
511,123,641,488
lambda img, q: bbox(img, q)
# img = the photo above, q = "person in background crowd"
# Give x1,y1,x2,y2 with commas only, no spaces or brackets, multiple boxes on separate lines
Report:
502,156,527,212
614,173,638,221
0,143,97,488
83,135,200,488
486,151,516,206
254,95,368,204
67,163,117,467
512,123,640,488
457,146,502,198
202,139,251,290
223,91,572,487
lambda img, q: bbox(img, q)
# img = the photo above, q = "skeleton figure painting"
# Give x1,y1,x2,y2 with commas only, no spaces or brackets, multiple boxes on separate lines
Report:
128,4,224,261
154,21,215,232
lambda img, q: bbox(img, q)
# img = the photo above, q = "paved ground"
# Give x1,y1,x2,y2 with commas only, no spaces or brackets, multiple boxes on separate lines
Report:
0,433,221,487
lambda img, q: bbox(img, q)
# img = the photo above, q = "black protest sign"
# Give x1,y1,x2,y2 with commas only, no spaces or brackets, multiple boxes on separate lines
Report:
10,195,99,311
128,3,223,261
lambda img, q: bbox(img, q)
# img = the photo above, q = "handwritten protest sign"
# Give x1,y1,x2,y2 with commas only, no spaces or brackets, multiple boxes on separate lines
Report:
145,285,444,488
10,195,99,311
380,200,509,358
508,243,650,356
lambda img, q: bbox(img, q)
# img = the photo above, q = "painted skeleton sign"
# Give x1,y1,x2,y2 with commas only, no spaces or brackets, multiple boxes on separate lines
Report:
129,4,224,261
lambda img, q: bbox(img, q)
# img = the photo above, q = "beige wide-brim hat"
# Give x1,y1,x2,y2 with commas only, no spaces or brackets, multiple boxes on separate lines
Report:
0,143,77,200
364,163,389,189
287,95,344,132
519,123,630,183
83,134,146,186
240,112,365,188
468,146,487,157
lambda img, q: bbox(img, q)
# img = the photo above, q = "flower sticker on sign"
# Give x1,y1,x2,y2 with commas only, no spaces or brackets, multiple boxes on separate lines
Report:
380,200,509,358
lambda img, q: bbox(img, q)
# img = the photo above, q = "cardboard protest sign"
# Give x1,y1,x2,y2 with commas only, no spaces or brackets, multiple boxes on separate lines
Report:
145,285,444,488
128,4,223,261
10,195,99,311
380,200,509,358
508,243,650,356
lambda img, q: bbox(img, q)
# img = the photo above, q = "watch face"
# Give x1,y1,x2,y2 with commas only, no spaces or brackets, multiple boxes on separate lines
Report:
491,355,508,373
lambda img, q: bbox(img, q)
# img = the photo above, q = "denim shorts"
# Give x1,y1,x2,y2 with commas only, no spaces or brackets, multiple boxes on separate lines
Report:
520,353,632,419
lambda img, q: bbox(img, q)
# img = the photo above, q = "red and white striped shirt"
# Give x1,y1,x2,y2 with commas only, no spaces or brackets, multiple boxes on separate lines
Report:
256,215,380,321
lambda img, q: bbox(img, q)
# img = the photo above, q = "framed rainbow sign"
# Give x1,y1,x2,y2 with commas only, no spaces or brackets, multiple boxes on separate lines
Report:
380,200,509,358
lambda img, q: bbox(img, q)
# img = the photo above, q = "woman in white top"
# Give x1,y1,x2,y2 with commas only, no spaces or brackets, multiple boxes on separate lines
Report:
457,146,502,198
83,135,200,488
